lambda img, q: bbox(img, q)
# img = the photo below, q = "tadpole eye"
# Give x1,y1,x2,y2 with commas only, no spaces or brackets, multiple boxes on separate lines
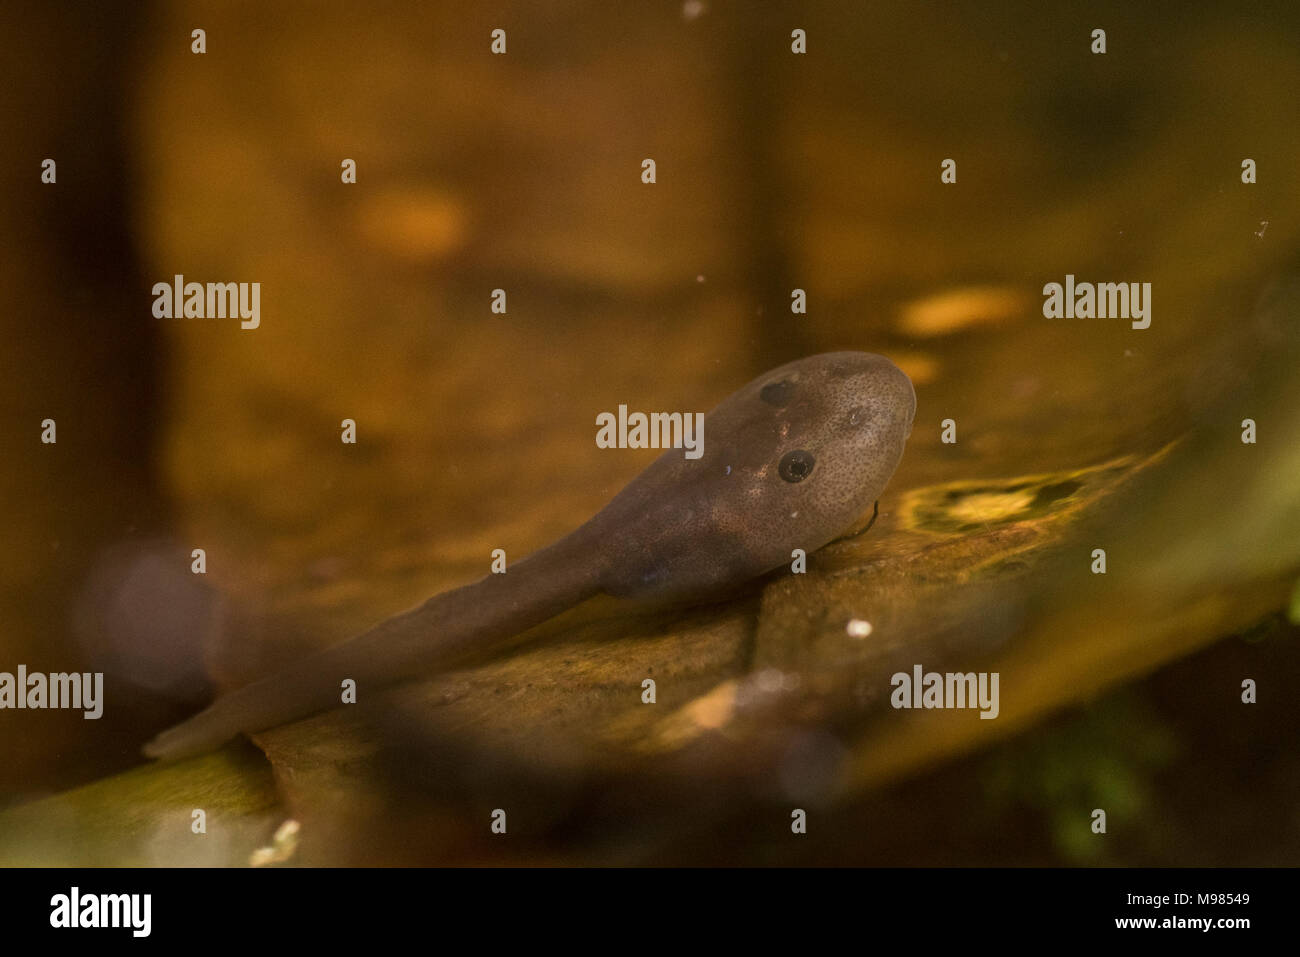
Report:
759,380,793,406
778,449,815,483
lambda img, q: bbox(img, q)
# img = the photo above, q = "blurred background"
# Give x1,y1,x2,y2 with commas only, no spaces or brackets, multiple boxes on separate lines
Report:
1,0,1298,865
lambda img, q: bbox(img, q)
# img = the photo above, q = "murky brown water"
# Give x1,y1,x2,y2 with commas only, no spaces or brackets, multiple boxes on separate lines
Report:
2,1,1298,864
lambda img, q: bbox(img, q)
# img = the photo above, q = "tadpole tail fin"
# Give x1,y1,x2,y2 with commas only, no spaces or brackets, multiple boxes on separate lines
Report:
143,537,603,761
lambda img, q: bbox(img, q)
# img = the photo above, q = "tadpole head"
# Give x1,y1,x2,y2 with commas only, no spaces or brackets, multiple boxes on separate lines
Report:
747,352,916,549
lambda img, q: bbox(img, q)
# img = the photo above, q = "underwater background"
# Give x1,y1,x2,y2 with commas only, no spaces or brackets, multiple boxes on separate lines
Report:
1,0,1298,864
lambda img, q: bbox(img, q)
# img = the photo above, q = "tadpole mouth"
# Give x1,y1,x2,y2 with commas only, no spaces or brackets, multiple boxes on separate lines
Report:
900,375,918,438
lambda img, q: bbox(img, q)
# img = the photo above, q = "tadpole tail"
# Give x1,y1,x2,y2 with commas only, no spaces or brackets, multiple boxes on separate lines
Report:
142,535,603,761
